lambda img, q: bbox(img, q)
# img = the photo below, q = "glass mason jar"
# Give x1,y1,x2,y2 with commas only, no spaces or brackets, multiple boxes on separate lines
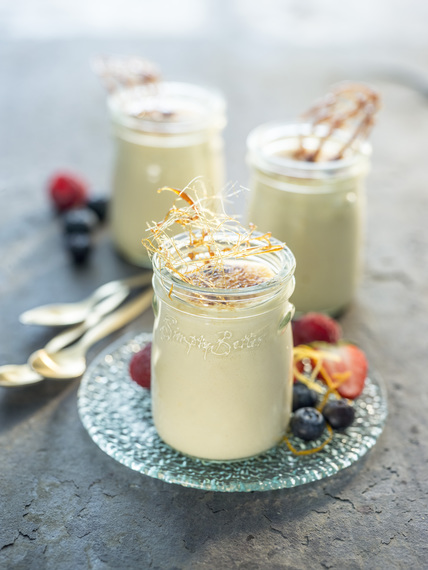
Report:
108,82,226,267
246,123,371,316
151,232,296,461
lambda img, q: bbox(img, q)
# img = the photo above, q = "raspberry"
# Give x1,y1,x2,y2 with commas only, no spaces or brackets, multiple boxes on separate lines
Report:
129,343,152,389
292,312,342,346
48,172,88,212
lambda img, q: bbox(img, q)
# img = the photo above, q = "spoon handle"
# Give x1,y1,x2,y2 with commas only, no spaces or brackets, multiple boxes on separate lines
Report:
44,289,129,353
19,272,152,325
76,288,153,355
89,272,152,303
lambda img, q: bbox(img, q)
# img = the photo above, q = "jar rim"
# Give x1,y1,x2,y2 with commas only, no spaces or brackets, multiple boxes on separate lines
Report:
152,230,296,304
108,81,226,134
247,122,371,179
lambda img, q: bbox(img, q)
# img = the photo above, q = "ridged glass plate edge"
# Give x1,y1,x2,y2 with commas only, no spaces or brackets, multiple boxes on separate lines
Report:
78,332,387,493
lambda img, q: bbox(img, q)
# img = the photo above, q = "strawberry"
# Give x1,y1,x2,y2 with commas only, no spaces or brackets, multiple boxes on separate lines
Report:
292,312,342,346
129,343,152,390
48,172,88,212
318,342,368,399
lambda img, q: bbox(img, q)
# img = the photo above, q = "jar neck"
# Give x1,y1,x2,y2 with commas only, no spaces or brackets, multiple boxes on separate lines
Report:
247,122,371,182
151,232,296,315
153,273,295,318
250,166,368,195
111,121,221,148
108,81,226,136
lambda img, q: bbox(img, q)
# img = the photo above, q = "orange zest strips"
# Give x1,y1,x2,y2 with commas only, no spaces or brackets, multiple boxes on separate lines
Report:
293,344,353,401
292,344,355,442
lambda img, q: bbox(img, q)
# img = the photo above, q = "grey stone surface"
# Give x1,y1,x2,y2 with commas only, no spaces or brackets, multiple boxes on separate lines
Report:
1,4,428,568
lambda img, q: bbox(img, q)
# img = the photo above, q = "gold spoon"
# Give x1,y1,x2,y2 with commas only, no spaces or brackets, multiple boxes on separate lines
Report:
0,289,129,387
29,288,153,380
19,272,152,326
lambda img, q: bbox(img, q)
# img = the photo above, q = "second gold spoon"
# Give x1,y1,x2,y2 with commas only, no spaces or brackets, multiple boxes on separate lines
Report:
29,288,153,380
0,289,129,387
19,272,152,326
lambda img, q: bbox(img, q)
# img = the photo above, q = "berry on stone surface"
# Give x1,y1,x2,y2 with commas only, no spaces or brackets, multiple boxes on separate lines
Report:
292,381,318,411
292,312,342,346
322,399,355,429
48,172,88,212
63,208,98,234
129,343,152,389
290,407,326,441
86,195,109,223
65,233,92,265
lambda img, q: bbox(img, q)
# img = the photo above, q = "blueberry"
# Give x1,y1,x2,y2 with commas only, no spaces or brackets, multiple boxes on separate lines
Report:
292,381,318,411
86,195,109,223
65,233,92,265
322,400,355,429
63,208,98,234
290,407,326,441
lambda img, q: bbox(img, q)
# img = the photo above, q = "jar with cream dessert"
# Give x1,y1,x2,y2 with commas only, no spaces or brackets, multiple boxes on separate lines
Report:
145,191,296,461
246,83,379,316
108,81,226,267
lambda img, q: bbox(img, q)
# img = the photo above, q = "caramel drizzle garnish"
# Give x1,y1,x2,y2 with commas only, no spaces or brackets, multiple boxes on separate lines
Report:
142,186,284,292
92,55,174,120
92,54,161,94
293,82,381,162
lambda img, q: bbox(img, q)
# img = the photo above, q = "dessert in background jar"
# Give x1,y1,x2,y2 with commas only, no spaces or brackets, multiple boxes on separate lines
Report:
95,56,226,267
144,188,296,461
247,83,380,316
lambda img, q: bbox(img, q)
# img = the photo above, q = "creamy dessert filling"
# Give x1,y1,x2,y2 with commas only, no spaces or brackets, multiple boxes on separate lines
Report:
146,188,296,461
247,82,380,315
104,74,226,267
182,259,275,289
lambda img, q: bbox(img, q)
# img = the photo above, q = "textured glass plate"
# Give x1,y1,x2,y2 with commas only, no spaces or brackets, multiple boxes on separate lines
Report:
78,333,387,493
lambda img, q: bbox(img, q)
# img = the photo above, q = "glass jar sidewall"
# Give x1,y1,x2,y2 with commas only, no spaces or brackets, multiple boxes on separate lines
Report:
108,81,227,135
152,273,295,320
111,121,225,148
247,161,369,196
109,126,225,267
247,165,367,315
151,279,294,460
246,121,372,182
